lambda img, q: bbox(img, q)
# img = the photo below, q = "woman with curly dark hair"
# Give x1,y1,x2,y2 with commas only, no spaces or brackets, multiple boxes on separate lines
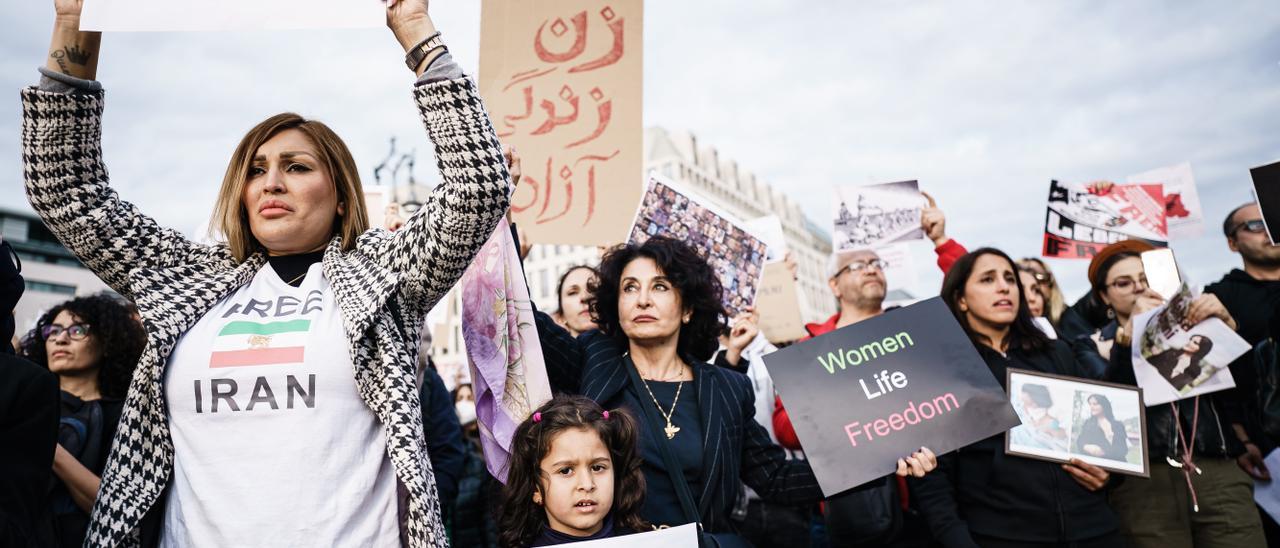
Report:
534,236,935,540
498,395,646,547
19,292,145,547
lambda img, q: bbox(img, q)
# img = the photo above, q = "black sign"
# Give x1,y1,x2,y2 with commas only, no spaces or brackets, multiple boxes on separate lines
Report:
761,297,1020,496
1251,160,1280,245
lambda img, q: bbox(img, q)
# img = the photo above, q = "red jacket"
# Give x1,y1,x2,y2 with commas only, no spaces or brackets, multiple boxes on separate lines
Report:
771,238,967,449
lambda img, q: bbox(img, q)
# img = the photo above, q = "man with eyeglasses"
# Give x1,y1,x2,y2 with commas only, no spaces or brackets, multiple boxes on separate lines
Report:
1206,202,1280,346
0,238,61,547
1206,202,1280,544
768,209,967,547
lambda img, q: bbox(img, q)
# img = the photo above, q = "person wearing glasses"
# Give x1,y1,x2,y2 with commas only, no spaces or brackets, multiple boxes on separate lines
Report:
17,294,146,548
1069,241,1264,548
1205,202,1280,543
1017,258,1068,325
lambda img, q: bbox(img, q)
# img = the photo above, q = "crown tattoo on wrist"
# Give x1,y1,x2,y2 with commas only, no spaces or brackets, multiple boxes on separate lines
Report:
63,45,91,65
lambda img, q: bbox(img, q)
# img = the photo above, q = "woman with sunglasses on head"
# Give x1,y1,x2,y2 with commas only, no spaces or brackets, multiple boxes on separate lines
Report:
1069,241,1264,548
910,247,1122,548
19,294,145,548
1017,258,1067,325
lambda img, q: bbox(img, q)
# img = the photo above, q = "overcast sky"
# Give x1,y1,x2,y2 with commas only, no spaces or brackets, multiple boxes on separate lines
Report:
2,1,1277,303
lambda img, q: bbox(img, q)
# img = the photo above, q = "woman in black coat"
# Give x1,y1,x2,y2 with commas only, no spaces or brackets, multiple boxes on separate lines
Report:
534,236,936,536
1147,335,1214,391
1075,394,1129,461
910,248,1122,548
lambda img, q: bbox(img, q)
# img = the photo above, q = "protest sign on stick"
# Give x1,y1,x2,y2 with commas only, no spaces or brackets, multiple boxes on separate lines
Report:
479,0,643,246
832,181,926,252
627,175,768,318
1042,180,1168,259
761,297,1020,496
1127,162,1205,240
756,261,807,344
81,0,382,31
1131,284,1249,406
1251,160,1280,245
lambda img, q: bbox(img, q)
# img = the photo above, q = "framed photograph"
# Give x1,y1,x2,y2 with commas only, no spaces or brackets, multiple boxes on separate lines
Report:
1005,368,1149,477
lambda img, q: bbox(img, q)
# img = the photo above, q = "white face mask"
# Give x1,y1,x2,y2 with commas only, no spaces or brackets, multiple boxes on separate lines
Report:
455,400,477,426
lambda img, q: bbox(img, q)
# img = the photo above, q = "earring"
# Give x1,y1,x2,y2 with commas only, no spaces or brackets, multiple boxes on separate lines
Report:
1106,308,1115,319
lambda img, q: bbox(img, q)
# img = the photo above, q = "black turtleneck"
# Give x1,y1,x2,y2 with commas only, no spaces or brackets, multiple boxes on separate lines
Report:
267,250,325,287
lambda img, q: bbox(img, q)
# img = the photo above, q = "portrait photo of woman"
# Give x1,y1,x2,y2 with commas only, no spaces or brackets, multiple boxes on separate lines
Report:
1147,334,1214,391
1074,394,1130,462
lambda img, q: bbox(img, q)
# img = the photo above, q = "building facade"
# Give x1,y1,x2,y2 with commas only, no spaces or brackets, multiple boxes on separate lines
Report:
428,127,837,387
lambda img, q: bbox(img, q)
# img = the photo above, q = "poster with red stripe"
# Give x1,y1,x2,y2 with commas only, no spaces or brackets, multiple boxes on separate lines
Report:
1042,180,1168,259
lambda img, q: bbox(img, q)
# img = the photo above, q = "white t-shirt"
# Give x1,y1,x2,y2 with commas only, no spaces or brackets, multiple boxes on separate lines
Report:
161,263,399,547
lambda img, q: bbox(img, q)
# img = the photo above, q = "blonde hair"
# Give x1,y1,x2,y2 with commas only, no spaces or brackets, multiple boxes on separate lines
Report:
1018,258,1066,324
211,113,369,261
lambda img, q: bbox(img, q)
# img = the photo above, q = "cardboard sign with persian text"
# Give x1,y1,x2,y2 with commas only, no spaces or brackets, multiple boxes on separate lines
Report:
81,0,381,31
761,297,1019,496
479,0,643,245
1042,180,1168,259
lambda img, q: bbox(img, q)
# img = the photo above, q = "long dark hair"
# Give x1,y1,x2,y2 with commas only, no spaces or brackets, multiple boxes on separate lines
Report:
1087,394,1117,422
940,247,1050,354
498,396,647,547
19,293,146,399
556,265,599,315
1185,334,1214,364
1021,383,1053,408
589,236,726,362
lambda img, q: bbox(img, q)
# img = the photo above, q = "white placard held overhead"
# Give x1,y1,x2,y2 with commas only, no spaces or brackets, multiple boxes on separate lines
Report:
745,215,789,263
1127,162,1205,240
81,0,384,32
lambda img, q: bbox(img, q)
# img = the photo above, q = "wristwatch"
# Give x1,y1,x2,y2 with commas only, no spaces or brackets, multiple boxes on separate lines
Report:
405,32,445,71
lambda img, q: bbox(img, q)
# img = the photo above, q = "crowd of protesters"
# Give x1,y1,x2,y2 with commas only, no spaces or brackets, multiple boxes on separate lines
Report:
2,0,1279,547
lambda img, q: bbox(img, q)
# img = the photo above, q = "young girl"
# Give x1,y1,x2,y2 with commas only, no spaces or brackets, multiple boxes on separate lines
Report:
499,396,648,547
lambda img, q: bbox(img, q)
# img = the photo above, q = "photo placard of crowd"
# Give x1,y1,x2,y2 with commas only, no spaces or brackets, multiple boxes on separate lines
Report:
1126,161,1205,239
1041,179,1168,259
1005,369,1149,477
831,180,927,252
1131,284,1250,406
1251,159,1280,245
628,174,769,318
760,297,1019,496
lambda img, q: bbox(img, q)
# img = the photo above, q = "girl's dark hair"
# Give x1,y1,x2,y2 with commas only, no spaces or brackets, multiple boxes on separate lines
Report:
1022,383,1053,408
556,265,599,314
1087,394,1116,422
498,396,647,547
1187,334,1214,364
19,293,146,399
940,247,1051,354
589,236,726,362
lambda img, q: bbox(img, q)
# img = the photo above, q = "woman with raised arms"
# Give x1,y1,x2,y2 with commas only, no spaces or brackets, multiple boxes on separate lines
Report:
22,0,508,545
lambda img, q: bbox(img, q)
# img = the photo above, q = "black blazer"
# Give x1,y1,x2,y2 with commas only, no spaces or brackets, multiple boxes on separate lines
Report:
535,311,826,533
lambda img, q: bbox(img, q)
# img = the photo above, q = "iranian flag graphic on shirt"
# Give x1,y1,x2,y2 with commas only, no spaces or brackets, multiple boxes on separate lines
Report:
209,319,311,368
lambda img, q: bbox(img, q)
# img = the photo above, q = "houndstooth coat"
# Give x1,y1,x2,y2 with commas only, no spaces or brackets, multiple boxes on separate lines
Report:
20,77,510,547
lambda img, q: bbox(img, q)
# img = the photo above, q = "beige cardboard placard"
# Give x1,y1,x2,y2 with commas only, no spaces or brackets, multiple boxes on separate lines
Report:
479,0,643,246
757,261,807,344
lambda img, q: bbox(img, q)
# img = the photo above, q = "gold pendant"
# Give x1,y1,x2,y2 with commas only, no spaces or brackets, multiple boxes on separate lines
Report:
664,423,680,439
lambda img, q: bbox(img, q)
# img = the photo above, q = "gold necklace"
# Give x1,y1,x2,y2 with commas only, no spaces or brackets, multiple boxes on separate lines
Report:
639,374,683,439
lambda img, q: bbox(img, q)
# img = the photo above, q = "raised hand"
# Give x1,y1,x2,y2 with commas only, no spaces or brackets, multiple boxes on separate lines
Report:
384,0,438,75
46,0,100,80
920,191,950,247
721,308,760,367
1185,294,1238,331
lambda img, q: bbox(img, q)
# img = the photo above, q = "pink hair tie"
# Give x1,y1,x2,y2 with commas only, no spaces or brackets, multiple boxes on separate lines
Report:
532,412,542,423
602,410,610,420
